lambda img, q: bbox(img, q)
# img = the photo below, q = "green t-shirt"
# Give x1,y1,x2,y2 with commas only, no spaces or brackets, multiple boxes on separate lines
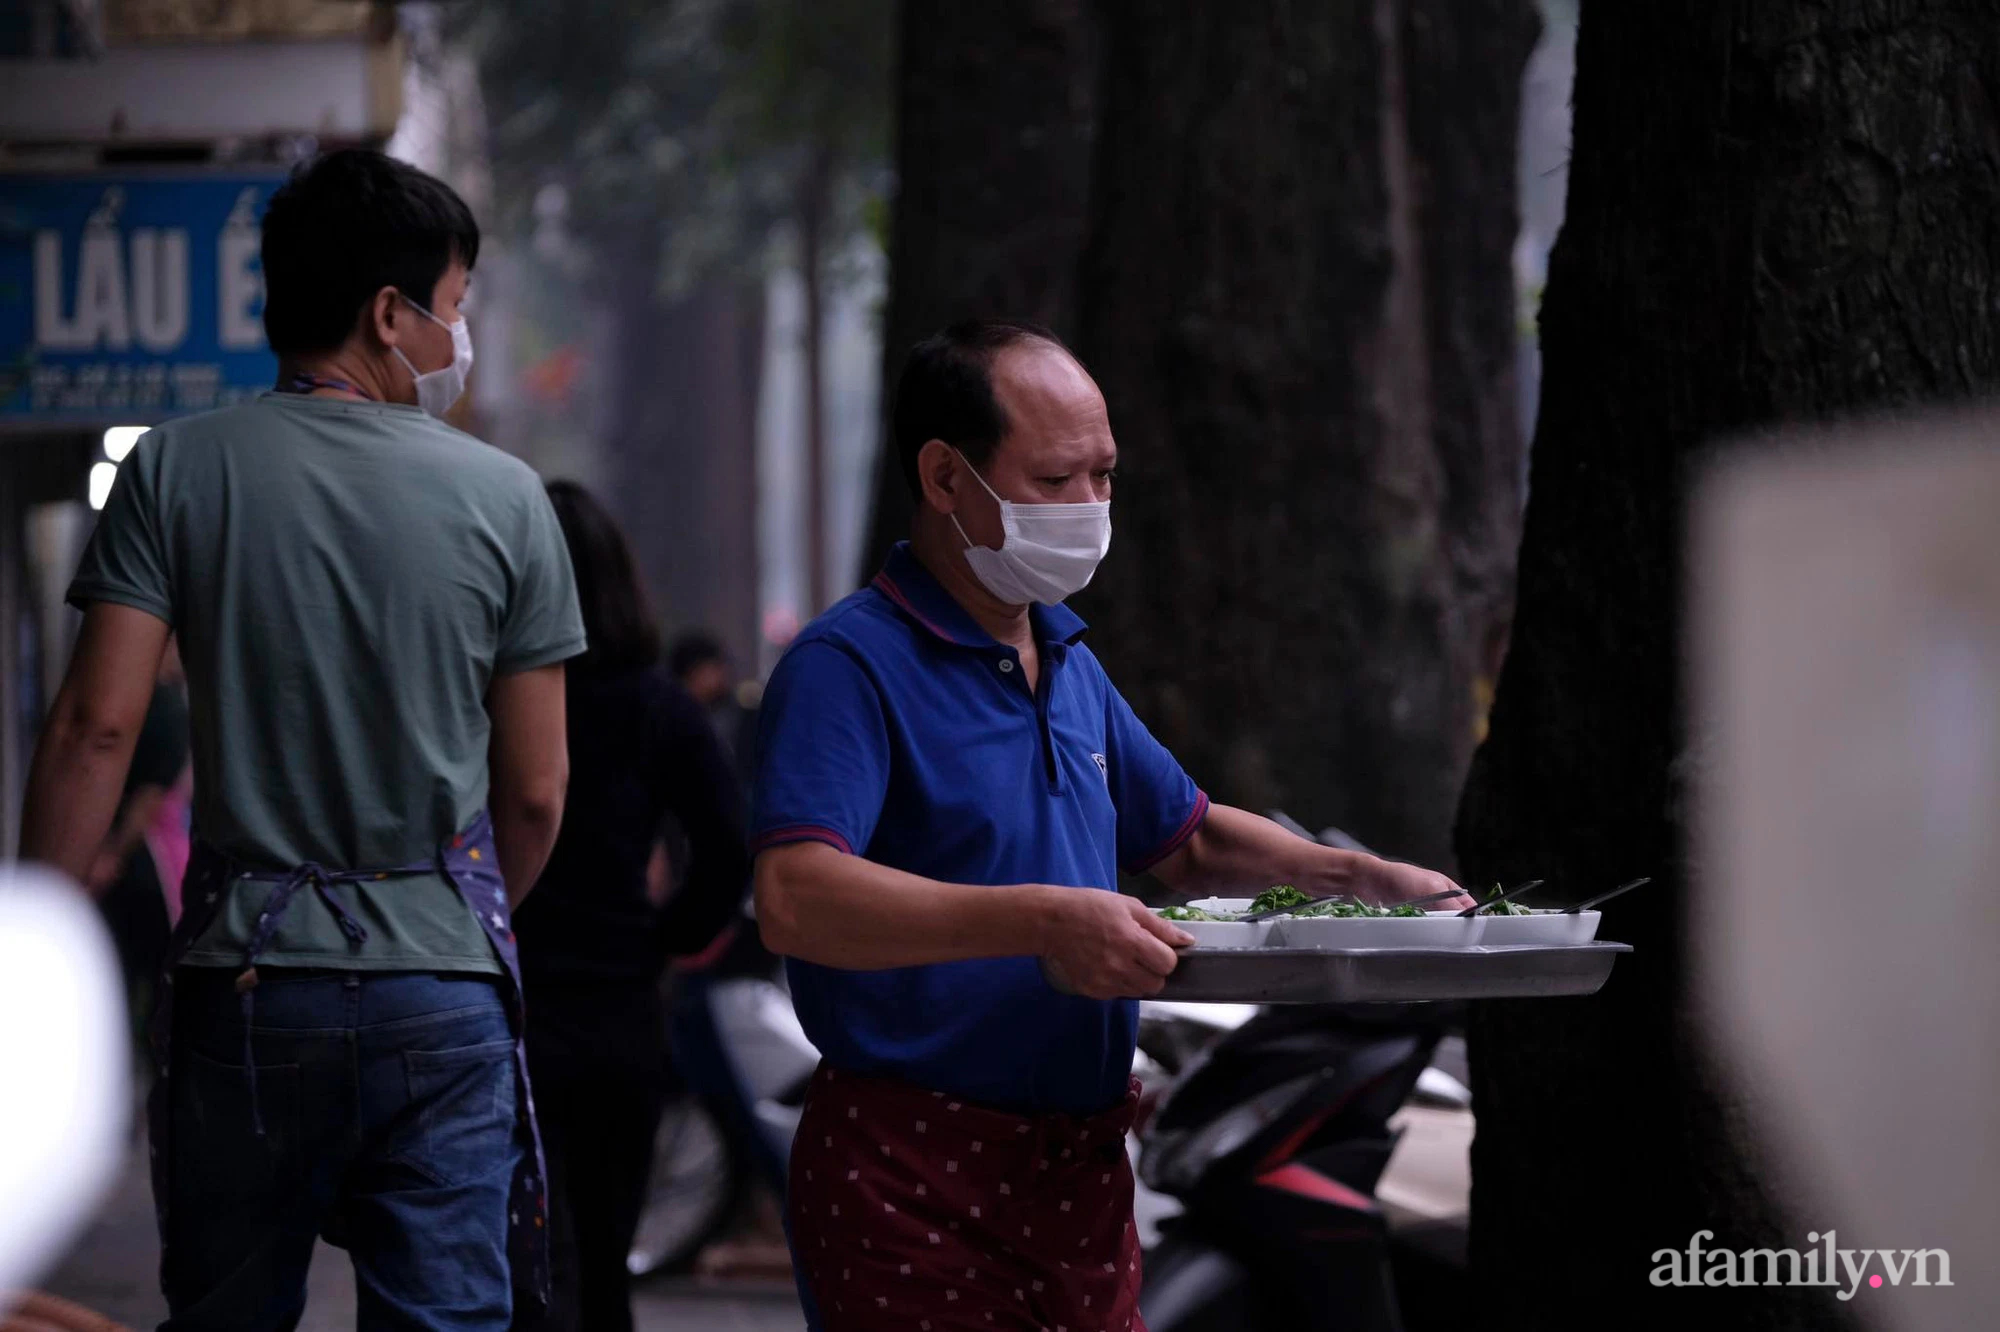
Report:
68,392,586,973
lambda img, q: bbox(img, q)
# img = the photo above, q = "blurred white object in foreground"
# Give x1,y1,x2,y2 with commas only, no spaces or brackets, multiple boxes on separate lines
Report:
0,866,129,1298
1695,415,2000,1329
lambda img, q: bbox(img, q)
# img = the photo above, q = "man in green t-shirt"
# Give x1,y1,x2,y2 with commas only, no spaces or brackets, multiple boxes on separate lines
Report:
22,150,583,1331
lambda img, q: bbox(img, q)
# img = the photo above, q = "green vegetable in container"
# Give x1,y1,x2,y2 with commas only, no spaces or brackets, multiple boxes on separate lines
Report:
1295,900,1362,918
1294,899,1429,919
1157,905,1215,922
1250,884,1311,914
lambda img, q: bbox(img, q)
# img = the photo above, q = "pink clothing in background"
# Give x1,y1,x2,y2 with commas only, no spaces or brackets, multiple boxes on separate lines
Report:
147,776,192,925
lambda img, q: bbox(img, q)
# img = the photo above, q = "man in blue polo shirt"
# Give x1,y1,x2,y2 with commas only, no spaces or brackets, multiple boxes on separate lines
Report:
753,319,1468,1331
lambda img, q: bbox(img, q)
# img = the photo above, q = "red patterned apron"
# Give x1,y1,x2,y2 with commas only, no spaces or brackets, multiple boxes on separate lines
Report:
788,1065,1147,1331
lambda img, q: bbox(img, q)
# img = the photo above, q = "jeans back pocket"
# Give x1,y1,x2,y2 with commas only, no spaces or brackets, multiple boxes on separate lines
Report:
398,1037,520,1190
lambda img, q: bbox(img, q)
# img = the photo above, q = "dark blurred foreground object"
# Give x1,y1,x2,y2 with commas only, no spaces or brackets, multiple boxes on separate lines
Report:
516,484,752,1332
1456,4,2000,1328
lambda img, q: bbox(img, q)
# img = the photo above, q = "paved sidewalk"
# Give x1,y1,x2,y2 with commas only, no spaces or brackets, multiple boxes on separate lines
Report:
33,1134,803,1332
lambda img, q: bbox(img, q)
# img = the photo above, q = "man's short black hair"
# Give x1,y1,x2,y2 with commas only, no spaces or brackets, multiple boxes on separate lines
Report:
669,630,728,680
892,319,1071,499
260,149,480,357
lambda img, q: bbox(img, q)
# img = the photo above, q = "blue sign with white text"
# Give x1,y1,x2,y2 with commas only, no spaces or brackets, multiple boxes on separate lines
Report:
0,172,287,423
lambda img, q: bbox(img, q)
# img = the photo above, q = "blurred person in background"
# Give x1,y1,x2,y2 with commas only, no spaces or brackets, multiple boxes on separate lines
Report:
668,629,732,710
516,483,753,1332
21,149,583,1330
86,638,190,1059
669,628,760,789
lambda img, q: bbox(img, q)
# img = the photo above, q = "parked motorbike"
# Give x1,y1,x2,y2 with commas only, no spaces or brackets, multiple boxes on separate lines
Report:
1137,1002,1459,1331
1138,815,1473,1331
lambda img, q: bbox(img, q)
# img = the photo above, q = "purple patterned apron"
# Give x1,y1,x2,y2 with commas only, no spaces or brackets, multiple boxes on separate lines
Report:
148,810,551,1312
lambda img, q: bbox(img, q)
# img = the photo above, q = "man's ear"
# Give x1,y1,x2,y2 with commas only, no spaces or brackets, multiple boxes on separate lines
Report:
916,438,960,514
366,285,403,350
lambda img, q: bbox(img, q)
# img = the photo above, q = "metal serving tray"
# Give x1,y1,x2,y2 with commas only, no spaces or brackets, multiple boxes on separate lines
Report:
1155,942,1632,1004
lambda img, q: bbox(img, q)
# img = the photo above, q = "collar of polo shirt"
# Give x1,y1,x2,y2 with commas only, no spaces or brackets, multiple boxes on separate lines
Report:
871,544,1090,652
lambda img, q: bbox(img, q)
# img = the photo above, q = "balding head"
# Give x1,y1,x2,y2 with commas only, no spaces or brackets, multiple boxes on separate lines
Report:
892,321,1097,484
985,339,1109,468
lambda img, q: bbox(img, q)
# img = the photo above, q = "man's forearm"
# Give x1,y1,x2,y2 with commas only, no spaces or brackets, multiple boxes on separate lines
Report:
1153,802,1361,898
483,663,570,908
490,800,563,909
22,720,142,883
21,603,167,883
756,841,1067,970
1155,802,1469,908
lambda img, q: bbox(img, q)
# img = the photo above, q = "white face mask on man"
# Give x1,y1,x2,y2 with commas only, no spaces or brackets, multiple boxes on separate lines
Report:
949,448,1112,606
391,292,474,418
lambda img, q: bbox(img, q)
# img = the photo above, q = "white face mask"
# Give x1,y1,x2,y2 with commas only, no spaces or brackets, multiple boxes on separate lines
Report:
391,293,474,418
949,448,1112,606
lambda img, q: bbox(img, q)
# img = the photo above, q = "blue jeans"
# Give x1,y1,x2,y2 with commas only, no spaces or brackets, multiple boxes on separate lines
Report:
157,969,522,1331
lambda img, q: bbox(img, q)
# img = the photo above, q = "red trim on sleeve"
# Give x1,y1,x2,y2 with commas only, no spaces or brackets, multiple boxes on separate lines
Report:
752,825,856,857
1123,789,1211,874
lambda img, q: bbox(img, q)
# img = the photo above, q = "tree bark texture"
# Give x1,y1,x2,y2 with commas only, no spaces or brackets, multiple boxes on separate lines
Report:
1457,5,2000,1328
801,145,834,616
1073,0,1536,869
861,0,1103,580
605,259,764,671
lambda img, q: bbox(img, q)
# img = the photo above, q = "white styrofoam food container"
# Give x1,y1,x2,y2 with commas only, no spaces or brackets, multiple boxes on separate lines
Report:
1160,899,1271,948
1472,909,1601,946
1186,898,1256,915
1272,910,1488,950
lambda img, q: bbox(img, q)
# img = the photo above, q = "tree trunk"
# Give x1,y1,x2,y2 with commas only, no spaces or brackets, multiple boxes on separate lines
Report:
1456,4,2000,1327
800,145,834,616
860,0,1102,580
1072,0,1536,869
604,248,764,671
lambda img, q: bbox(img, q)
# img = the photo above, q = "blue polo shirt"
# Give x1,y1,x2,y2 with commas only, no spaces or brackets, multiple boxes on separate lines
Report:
751,543,1208,1116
